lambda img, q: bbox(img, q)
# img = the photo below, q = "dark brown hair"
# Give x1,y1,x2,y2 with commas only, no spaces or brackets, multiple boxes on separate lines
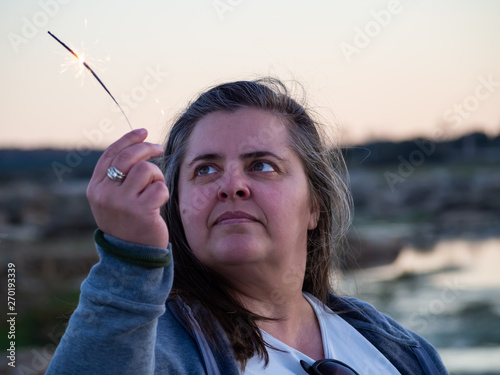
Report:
159,77,352,367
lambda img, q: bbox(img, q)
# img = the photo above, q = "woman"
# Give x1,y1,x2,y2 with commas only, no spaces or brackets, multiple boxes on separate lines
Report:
46,78,448,374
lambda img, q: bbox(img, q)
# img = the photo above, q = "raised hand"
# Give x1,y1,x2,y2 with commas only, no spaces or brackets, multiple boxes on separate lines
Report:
86,128,170,248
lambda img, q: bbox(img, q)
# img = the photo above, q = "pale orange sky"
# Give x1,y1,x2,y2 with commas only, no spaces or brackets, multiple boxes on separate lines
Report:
1,0,499,149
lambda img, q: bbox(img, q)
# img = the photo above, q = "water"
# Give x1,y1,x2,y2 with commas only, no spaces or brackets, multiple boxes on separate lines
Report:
340,238,500,375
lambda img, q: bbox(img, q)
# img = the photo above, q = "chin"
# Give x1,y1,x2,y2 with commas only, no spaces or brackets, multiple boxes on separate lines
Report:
209,237,267,266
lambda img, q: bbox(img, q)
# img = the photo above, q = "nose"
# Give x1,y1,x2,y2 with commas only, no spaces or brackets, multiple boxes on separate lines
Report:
217,164,250,201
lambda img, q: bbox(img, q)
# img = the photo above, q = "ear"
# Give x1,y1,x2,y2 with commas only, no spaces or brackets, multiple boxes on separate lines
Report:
308,200,320,230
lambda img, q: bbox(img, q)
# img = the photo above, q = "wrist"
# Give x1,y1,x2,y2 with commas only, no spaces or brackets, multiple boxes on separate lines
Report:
95,229,171,268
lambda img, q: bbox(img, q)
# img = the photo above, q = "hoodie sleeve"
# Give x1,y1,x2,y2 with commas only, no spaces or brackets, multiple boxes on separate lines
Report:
45,230,173,375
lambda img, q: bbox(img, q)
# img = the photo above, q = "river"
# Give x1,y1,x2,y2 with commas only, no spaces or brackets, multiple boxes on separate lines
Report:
340,238,500,375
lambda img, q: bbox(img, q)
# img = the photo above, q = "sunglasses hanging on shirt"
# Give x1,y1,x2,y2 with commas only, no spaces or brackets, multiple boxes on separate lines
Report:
300,359,360,375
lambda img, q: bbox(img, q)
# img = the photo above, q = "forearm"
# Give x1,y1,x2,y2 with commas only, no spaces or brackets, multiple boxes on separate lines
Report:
46,230,173,375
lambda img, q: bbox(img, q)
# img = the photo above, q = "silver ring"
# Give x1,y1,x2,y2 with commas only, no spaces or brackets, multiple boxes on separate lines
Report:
107,167,127,182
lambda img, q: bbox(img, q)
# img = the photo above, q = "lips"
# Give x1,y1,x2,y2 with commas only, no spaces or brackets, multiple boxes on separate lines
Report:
214,210,259,226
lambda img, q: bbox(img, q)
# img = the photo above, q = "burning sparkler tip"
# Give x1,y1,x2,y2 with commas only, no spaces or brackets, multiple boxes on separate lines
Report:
48,31,134,131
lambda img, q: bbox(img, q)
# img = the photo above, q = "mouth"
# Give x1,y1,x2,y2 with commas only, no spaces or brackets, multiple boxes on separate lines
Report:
214,211,259,226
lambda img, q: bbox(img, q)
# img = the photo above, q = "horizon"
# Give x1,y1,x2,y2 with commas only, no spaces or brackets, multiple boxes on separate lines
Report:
1,129,497,152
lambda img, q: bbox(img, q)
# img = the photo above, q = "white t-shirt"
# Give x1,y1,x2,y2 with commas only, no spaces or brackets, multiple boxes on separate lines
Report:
243,293,400,375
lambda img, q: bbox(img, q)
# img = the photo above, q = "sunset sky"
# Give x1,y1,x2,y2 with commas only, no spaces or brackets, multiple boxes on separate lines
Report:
1,0,499,149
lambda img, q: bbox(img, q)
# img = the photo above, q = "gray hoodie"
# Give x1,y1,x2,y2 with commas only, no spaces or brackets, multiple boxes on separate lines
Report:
46,230,448,374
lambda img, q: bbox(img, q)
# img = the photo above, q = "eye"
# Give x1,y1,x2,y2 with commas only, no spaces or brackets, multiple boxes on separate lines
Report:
251,161,275,172
196,165,218,176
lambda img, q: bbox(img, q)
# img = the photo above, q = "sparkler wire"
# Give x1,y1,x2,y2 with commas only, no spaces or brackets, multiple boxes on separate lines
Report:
48,31,133,130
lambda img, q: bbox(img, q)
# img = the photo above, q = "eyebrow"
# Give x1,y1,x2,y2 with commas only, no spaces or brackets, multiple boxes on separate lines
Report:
187,153,222,167
187,151,284,167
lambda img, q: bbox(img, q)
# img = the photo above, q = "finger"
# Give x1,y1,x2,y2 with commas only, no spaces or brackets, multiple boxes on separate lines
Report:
121,160,166,195
92,128,148,180
102,143,164,183
138,180,170,210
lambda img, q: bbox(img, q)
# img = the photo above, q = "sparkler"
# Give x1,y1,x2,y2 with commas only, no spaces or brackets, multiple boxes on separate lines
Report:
48,31,133,130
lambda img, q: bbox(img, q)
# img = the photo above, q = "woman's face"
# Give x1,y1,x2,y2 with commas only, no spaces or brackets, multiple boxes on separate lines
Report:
178,108,318,275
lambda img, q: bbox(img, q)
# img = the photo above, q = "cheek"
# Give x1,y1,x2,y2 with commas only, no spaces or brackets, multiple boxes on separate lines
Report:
178,198,205,257
178,184,215,230
264,185,311,226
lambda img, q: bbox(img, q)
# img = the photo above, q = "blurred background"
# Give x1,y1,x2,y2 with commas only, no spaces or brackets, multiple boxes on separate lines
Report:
1,1,499,374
